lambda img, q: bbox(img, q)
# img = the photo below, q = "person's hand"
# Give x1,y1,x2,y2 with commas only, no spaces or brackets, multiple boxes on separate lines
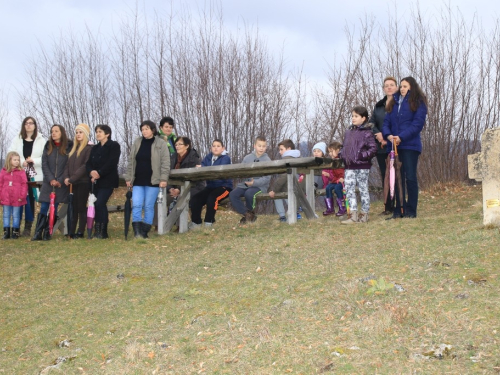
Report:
375,132,384,142
322,171,330,177
245,179,254,187
170,188,180,197
268,191,275,198
90,170,100,180
195,165,201,168
159,181,167,188
126,181,132,188
50,179,58,187
381,140,387,147
64,178,70,186
339,178,344,183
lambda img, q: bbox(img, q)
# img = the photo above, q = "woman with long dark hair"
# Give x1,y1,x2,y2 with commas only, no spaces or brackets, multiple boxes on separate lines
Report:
383,76,428,219
32,124,72,241
85,125,121,239
8,116,46,237
64,123,92,238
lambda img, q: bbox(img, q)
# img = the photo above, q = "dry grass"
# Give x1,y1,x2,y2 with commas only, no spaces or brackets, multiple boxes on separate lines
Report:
1,183,499,374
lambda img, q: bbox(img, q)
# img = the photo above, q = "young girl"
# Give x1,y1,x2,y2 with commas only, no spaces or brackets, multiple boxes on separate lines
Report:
323,142,346,216
340,106,377,224
312,142,329,189
0,151,28,239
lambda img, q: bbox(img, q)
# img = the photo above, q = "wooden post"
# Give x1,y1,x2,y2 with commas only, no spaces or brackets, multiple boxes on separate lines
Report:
294,178,316,219
305,170,315,213
157,188,167,235
164,181,192,233
287,168,297,224
179,181,191,233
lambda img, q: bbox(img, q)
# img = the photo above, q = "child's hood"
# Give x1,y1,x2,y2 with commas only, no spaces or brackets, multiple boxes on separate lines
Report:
282,149,301,158
349,122,374,131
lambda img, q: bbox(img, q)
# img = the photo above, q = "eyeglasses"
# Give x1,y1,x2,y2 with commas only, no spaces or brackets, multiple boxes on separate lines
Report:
176,143,185,146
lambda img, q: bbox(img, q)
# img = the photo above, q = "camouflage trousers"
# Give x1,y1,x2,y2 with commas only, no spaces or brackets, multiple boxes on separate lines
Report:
344,169,370,213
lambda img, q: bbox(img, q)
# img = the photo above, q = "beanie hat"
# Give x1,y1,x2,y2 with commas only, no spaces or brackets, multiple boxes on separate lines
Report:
312,142,327,156
76,123,91,140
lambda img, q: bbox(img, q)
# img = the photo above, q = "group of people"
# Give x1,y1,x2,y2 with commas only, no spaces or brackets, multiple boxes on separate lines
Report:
0,75,427,238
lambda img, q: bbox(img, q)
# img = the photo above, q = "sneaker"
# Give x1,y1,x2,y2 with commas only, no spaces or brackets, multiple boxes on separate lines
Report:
204,222,213,227
245,210,257,223
278,216,287,222
188,222,202,230
296,212,302,220
239,216,247,225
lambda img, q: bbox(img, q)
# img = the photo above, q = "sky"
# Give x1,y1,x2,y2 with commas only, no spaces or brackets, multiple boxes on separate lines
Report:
1,0,499,125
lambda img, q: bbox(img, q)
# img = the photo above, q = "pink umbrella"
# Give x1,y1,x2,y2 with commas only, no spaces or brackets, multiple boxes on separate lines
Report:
87,183,97,239
383,142,403,214
389,148,395,199
48,191,56,235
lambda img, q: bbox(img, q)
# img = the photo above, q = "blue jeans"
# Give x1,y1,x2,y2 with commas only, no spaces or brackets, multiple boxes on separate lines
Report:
132,186,159,224
3,206,22,228
325,183,343,199
40,201,59,217
395,149,420,217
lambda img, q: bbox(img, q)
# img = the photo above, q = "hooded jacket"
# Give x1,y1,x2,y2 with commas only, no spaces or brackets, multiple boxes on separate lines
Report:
382,92,427,153
0,167,28,207
8,132,47,182
236,151,272,192
124,136,170,186
200,152,232,189
341,123,377,170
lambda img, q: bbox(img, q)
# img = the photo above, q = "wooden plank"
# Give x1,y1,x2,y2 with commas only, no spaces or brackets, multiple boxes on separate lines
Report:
157,188,167,235
179,181,191,233
286,168,297,224
167,157,340,184
164,181,191,233
305,170,315,210
294,177,317,219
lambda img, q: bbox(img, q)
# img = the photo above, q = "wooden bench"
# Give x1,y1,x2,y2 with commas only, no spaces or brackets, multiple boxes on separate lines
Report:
161,157,341,233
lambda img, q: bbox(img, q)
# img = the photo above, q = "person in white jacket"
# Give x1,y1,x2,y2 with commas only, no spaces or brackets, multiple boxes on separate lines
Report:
8,116,47,236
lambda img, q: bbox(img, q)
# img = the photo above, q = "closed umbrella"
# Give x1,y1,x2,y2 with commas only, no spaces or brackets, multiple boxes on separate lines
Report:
124,188,132,239
87,182,97,239
67,184,74,238
342,182,350,215
383,142,403,216
48,191,56,235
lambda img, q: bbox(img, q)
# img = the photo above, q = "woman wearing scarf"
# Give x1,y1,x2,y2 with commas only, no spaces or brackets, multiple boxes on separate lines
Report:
159,116,177,155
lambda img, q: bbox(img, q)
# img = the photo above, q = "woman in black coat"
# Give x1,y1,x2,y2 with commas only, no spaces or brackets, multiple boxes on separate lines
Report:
85,125,121,239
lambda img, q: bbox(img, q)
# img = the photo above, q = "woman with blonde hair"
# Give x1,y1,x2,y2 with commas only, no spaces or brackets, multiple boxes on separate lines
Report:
64,123,93,238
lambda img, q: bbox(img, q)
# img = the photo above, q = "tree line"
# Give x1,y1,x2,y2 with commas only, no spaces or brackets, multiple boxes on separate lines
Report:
1,4,497,188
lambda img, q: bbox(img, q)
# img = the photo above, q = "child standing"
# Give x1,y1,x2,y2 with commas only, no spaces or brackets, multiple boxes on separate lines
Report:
0,151,28,239
340,106,377,224
190,139,232,229
323,142,346,216
229,136,271,224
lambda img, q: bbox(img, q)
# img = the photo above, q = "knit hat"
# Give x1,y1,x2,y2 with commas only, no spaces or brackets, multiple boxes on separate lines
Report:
76,123,91,139
312,142,327,156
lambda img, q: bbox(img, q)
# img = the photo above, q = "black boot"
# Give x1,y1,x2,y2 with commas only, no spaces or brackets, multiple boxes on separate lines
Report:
11,228,20,239
2,227,11,240
22,220,33,237
93,223,102,239
42,219,51,241
132,222,143,238
31,214,47,241
101,222,109,239
141,222,152,239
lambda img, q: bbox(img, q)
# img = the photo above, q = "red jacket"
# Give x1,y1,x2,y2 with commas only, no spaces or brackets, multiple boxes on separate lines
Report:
0,168,28,207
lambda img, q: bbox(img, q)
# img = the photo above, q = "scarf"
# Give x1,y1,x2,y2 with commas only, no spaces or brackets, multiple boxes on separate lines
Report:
175,151,188,170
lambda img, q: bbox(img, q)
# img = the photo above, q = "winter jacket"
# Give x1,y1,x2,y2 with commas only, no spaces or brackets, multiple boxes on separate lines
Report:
269,150,301,193
341,123,377,170
382,92,427,153
39,141,73,204
8,132,47,182
369,96,390,155
64,144,92,185
324,157,345,185
236,151,272,193
200,152,233,189
124,136,170,186
167,148,205,196
86,140,121,189
0,168,28,207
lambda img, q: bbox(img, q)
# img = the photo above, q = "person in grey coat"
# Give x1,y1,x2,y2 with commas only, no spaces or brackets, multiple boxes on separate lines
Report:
32,125,72,241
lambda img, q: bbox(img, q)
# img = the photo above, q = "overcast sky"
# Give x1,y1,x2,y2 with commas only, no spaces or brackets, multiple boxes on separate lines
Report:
1,0,498,123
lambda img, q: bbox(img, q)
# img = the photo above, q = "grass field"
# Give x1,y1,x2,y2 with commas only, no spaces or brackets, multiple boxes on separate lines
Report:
1,183,499,374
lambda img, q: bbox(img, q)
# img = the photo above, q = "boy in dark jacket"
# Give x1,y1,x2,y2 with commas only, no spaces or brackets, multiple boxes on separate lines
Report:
189,139,232,228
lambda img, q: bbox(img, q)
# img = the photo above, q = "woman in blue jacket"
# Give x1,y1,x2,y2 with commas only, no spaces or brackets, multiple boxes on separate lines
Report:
383,76,428,219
